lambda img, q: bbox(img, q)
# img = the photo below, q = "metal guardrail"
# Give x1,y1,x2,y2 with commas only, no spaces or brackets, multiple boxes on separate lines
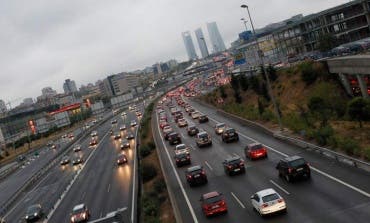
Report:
193,99,370,172
0,114,113,218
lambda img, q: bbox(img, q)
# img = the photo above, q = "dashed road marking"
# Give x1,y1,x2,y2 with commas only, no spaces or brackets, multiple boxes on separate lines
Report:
204,161,213,171
231,192,246,209
270,180,290,195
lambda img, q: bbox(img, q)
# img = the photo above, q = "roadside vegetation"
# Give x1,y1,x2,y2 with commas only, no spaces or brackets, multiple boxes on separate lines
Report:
200,60,370,161
138,102,175,223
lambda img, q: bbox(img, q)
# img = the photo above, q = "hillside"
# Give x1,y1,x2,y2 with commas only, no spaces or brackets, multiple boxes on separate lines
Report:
200,61,370,161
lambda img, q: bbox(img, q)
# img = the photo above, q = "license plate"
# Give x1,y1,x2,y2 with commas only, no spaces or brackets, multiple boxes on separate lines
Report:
230,133,234,136
212,205,220,209
234,168,240,172
194,174,200,178
257,153,262,156
181,159,186,161
297,168,303,171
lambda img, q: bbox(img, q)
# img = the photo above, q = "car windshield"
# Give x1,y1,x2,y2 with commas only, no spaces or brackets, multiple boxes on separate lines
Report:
176,144,186,150
226,129,235,133
27,205,40,214
290,158,306,167
72,207,84,215
262,193,280,203
204,195,221,204
216,124,225,128
227,158,241,165
176,153,188,158
199,133,208,139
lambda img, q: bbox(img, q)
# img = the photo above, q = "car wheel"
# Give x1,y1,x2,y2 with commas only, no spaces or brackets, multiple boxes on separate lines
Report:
285,174,291,182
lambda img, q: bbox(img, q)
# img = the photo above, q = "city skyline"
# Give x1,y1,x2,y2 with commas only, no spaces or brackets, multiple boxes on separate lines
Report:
182,31,198,60
0,0,349,103
195,27,209,58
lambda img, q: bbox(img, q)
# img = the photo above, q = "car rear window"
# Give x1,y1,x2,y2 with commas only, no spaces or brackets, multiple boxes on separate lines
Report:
226,129,235,133
204,195,222,204
289,158,306,167
217,124,225,128
227,158,241,165
262,193,280,203
199,133,208,139
250,144,263,150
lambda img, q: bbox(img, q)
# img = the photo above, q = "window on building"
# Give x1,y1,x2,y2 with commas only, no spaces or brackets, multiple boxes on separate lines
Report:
331,13,344,22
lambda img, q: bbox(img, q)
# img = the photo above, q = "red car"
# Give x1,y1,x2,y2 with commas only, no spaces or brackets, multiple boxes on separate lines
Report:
200,191,227,217
159,121,169,129
245,143,268,160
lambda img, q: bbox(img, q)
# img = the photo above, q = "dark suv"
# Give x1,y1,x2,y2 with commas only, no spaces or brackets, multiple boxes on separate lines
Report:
187,125,199,136
174,152,191,167
198,114,209,123
222,156,245,176
221,128,239,143
276,155,310,182
196,132,212,147
185,165,208,186
168,132,182,145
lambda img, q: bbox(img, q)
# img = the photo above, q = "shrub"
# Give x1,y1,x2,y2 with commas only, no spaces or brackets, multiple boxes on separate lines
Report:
261,110,275,121
249,75,260,94
220,85,227,99
142,194,159,217
300,61,318,85
147,141,156,150
364,147,370,161
338,137,361,156
282,113,308,133
239,74,249,91
347,97,370,128
141,163,157,182
153,178,166,193
140,146,151,158
314,125,334,146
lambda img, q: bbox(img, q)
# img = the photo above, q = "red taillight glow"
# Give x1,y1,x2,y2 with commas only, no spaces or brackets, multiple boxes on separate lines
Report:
261,203,269,208
288,168,292,173
278,198,284,203
201,171,206,175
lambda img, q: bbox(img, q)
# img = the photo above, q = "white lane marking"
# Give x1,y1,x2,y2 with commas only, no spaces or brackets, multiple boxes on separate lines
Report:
231,192,246,209
190,145,196,151
156,112,199,223
206,111,370,198
46,130,110,221
204,161,213,171
107,184,111,193
233,153,241,157
81,191,86,200
180,132,185,138
270,180,290,195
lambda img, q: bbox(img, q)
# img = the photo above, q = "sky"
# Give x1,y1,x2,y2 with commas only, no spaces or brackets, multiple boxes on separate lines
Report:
0,0,349,105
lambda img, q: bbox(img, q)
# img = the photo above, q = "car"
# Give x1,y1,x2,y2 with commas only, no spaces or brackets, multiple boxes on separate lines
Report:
200,191,228,217
163,125,172,135
120,139,130,149
130,120,137,127
17,155,26,162
89,139,98,146
251,188,287,216
119,125,126,131
90,131,98,137
215,123,226,135
117,153,128,165
136,111,142,117
222,156,245,176
174,151,191,167
245,143,268,160
185,165,208,186
191,111,200,119
121,112,127,116
174,113,184,123
187,108,195,115
50,143,57,149
174,144,190,154
185,106,192,112
72,156,83,165
170,107,178,115
276,156,310,182
68,133,74,139
126,132,135,140
159,121,169,129
73,144,81,152
109,129,114,135
111,119,118,125
70,204,90,223
168,132,182,145
114,133,121,140
198,114,209,123
195,131,212,148
60,156,70,165
177,118,188,127
25,204,43,222
187,125,199,136
221,128,239,143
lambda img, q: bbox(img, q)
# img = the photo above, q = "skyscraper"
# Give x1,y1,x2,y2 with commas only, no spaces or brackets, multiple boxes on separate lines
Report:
195,28,209,58
207,22,226,53
182,31,198,60
63,79,78,94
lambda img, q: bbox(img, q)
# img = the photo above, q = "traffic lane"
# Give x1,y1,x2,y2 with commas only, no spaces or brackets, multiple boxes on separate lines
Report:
49,113,135,222
3,123,103,222
163,109,370,223
187,99,370,194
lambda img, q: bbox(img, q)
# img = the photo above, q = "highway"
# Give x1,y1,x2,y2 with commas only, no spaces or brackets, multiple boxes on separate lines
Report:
2,106,141,223
153,97,370,223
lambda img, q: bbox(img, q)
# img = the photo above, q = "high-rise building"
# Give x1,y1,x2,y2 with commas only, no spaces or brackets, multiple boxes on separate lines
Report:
41,87,57,97
207,22,226,53
182,31,198,60
0,100,7,114
103,73,139,97
63,79,78,94
195,28,209,58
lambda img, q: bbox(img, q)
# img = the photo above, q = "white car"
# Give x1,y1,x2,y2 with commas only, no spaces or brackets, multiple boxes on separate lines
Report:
177,118,188,127
121,112,127,116
191,111,200,119
215,123,226,134
174,144,190,154
130,120,137,127
90,131,98,137
251,188,287,216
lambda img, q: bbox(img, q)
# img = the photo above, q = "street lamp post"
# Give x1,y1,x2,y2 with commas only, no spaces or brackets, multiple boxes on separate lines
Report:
241,4,283,131
241,18,248,31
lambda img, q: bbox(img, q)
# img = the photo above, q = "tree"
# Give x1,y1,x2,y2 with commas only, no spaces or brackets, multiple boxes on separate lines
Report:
318,33,338,52
234,90,242,104
249,75,260,94
257,98,265,116
300,61,318,85
347,97,370,128
239,74,249,91
219,85,227,99
308,96,332,127
230,74,240,92
267,65,278,82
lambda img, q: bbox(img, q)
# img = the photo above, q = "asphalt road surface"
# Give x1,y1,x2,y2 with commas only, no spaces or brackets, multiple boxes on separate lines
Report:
153,97,370,223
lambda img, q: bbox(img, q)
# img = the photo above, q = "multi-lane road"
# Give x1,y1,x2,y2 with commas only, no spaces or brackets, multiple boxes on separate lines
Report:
1,106,142,223
154,97,370,223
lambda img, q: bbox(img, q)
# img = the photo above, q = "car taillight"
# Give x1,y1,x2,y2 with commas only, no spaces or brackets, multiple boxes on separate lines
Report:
278,198,284,203
228,165,233,169
187,175,192,178
288,167,292,173
220,201,226,206
187,156,190,160
240,161,244,166
261,203,269,208
201,170,206,175
176,159,179,162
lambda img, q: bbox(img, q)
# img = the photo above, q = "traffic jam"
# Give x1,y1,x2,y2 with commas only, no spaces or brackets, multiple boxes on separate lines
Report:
156,83,311,219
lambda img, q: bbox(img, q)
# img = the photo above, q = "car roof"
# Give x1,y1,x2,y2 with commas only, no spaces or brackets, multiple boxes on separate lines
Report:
73,204,85,211
197,131,208,136
169,132,178,136
176,144,186,148
187,165,202,172
248,142,262,147
282,155,303,162
216,123,225,127
256,188,278,197
225,156,241,163
202,191,220,199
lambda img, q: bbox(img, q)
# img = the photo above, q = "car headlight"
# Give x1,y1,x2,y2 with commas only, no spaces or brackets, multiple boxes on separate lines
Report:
25,216,29,219
82,213,86,219
71,216,75,222
34,212,38,216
